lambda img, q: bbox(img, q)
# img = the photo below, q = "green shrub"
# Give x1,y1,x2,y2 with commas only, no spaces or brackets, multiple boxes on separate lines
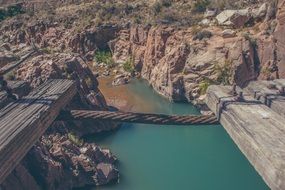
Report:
0,4,25,22
191,25,202,36
41,47,52,54
94,51,116,67
7,5,25,16
261,67,271,79
199,79,211,95
161,10,179,22
193,0,210,12
152,2,162,14
193,30,212,41
215,60,233,85
161,0,172,7
0,9,6,21
68,133,84,146
134,15,142,24
85,77,93,89
243,33,257,47
5,71,16,81
123,58,135,73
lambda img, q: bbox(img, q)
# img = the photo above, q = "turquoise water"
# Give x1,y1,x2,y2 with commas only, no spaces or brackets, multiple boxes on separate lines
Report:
92,79,269,190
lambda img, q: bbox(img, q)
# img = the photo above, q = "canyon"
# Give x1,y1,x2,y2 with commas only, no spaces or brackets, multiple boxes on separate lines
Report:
0,0,285,189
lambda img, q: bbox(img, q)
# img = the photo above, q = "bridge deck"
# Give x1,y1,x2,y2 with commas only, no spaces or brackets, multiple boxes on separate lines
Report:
58,110,218,125
206,85,285,190
0,79,77,184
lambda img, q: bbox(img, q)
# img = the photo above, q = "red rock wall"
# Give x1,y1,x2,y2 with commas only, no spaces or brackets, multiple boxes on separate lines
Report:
275,0,285,78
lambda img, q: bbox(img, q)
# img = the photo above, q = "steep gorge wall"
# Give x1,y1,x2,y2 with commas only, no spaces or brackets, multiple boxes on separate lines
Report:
257,0,285,80
110,0,285,102
110,25,258,101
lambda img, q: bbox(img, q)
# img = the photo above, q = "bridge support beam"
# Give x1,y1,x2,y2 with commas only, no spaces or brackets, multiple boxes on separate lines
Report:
206,85,285,190
0,79,77,184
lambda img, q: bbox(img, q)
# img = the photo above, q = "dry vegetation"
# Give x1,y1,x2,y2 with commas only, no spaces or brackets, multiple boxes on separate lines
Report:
0,0,264,29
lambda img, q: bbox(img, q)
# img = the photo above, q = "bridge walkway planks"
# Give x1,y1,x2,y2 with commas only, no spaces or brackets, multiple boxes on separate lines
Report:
0,79,77,184
206,85,285,190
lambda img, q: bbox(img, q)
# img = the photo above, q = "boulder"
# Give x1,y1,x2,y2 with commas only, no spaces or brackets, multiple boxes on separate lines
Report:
222,29,237,38
216,9,251,28
253,3,268,19
199,19,211,26
0,52,18,66
112,74,129,86
204,9,217,18
193,30,213,41
0,43,11,51
96,163,119,185
265,1,277,21
21,133,119,189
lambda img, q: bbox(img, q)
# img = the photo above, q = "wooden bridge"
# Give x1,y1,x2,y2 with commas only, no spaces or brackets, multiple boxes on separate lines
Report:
206,79,285,190
1,76,285,190
0,66,285,190
0,80,76,184
0,79,217,184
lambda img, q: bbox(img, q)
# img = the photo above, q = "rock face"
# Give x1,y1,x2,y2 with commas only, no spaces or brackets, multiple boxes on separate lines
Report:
216,9,251,28
2,128,118,190
222,29,236,38
68,25,119,57
110,25,260,101
110,26,191,101
0,19,119,60
257,0,285,80
22,131,118,190
15,52,118,136
108,1,285,102
112,74,130,86
274,0,285,78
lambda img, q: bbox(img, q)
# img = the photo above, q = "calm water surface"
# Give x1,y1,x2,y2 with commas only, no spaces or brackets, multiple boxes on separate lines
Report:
91,79,268,190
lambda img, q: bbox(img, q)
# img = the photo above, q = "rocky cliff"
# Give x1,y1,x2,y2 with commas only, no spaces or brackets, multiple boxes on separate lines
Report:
1,1,285,187
110,25,259,101
110,0,285,102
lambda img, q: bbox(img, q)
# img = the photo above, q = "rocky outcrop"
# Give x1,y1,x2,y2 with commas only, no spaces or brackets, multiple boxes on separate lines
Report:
0,18,119,60
274,0,285,78
107,1,285,103
68,25,119,58
216,9,251,28
112,74,130,86
23,131,118,189
110,25,260,101
109,25,150,71
2,127,118,190
222,29,236,38
15,52,118,136
257,0,285,80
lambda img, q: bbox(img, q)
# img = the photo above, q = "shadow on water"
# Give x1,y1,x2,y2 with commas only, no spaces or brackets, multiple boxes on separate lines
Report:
85,123,135,144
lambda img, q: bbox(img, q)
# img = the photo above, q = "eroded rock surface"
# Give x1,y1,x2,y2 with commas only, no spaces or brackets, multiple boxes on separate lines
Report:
109,1,285,102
